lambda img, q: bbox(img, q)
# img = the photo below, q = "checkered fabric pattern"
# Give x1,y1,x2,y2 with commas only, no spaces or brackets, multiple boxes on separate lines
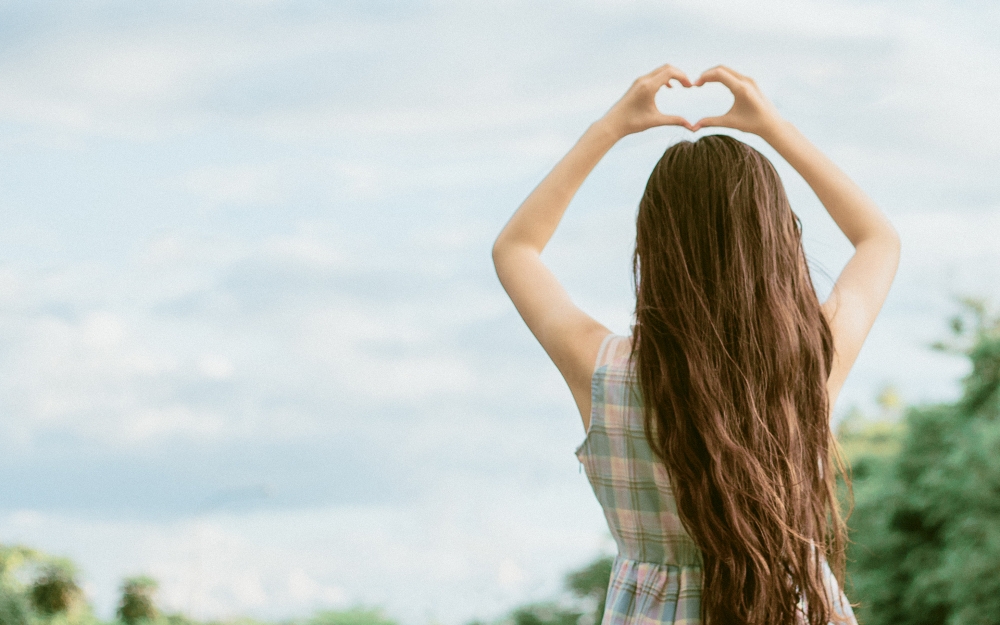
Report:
575,334,857,625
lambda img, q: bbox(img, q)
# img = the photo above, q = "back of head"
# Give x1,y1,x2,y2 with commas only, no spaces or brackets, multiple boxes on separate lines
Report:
632,135,847,625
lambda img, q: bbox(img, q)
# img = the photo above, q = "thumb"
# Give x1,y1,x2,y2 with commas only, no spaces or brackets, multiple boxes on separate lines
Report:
657,114,695,131
691,115,725,132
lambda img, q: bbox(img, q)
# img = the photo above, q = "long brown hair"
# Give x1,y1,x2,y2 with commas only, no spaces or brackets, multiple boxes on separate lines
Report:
631,134,849,625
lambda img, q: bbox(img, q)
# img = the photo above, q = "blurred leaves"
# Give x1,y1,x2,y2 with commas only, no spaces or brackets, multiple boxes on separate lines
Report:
305,608,396,625
116,577,158,625
509,603,582,625
0,545,404,625
0,545,93,625
30,562,82,616
463,555,613,625
564,556,613,625
0,590,31,625
846,299,1000,625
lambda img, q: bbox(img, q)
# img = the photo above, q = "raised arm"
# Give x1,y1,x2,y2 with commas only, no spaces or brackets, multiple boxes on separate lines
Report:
693,66,901,408
493,64,693,427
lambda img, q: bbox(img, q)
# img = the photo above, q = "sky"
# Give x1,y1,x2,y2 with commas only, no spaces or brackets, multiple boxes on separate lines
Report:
0,0,998,623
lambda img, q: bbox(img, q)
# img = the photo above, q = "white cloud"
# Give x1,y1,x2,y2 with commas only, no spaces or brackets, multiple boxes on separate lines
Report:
615,0,893,38
180,164,285,207
0,9,362,138
125,406,228,443
285,569,347,605
497,559,528,592
896,208,1000,266
198,354,235,380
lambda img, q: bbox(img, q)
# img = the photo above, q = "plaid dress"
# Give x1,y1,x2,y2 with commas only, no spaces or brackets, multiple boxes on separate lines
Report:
575,334,857,625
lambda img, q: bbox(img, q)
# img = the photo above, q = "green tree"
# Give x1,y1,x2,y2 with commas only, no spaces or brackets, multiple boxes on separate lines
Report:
116,576,158,625
0,590,30,625
0,545,40,587
847,299,1000,625
565,556,613,625
482,555,613,625
1,545,41,625
29,561,82,616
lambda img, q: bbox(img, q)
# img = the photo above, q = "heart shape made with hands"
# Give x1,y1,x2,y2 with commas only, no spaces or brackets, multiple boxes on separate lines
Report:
654,81,735,127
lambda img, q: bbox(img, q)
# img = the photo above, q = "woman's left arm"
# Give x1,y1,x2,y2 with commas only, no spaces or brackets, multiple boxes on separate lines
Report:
492,63,692,427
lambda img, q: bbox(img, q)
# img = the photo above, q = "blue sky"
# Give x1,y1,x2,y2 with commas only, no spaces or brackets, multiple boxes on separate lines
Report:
0,0,998,623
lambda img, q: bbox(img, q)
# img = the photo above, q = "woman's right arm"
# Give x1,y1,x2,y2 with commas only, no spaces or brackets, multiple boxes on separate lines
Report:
693,66,901,408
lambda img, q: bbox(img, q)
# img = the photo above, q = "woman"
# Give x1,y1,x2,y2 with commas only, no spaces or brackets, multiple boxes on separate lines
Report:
492,64,900,625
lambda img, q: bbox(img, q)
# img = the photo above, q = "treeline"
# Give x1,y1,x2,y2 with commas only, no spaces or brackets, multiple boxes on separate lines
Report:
0,543,611,625
0,547,176,625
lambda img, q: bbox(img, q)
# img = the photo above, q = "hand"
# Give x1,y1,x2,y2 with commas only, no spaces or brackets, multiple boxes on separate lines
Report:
691,66,783,137
602,64,694,137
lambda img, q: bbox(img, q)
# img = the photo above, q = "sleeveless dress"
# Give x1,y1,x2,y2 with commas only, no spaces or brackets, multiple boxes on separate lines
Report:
575,333,858,625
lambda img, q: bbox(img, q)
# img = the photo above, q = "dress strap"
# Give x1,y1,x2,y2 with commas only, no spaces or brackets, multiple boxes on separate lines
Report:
596,333,632,373
593,332,618,371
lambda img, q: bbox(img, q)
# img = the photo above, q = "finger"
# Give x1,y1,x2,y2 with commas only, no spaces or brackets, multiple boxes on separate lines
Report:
693,65,721,85
658,68,692,88
694,66,733,87
642,62,677,79
694,66,741,91
716,64,751,82
651,64,692,87
658,115,695,131
718,65,760,88
691,115,726,131
642,64,692,89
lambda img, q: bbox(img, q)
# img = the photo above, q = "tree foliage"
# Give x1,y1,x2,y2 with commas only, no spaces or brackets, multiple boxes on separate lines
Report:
0,590,31,625
847,299,1000,625
476,555,614,625
30,562,82,616
0,545,95,625
0,550,31,625
116,576,159,625
564,556,613,625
